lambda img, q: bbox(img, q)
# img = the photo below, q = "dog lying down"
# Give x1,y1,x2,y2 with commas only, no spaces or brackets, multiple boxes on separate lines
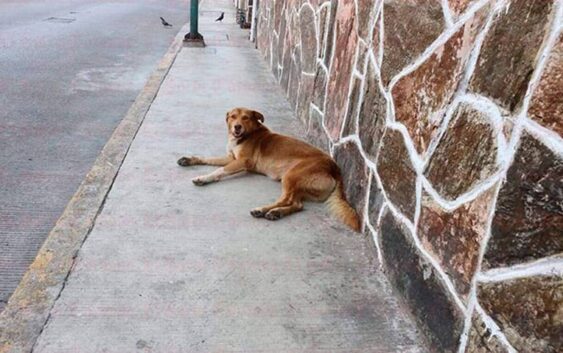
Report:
177,107,361,232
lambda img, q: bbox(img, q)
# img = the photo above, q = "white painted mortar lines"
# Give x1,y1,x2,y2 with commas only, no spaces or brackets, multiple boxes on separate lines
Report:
457,180,502,353
442,0,454,28
339,35,363,141
474,303,518,353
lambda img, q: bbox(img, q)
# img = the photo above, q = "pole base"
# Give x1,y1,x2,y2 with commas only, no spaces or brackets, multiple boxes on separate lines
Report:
184,32,205,47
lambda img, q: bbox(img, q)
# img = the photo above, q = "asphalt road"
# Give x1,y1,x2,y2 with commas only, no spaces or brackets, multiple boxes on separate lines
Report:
0,0,188,311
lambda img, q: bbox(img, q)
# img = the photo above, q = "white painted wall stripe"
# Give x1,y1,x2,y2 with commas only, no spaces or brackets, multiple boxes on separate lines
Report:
478,256,563,282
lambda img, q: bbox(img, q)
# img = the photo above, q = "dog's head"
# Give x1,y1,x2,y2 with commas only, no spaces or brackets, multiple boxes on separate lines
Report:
226,107,265,139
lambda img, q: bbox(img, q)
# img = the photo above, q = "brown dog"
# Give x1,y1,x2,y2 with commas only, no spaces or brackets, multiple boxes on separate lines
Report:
177,107,361,231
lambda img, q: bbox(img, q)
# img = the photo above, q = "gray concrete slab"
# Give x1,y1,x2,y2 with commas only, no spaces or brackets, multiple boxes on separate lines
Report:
32,1,429,352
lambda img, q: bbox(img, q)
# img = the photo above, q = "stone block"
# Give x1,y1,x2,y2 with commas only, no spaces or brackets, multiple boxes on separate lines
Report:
478,275,563,352
342,77,362,137
299,5,317,73
278,10,287,63
380,210,465,352
381,0,445,85
355,39,368,76
323,0,338,67
469,0,555,112
257,15,270,59
357,0,378,39
273,0,285,32
325,0,358,140
333,140,370,216
465,312,510,353
358,58,386,160
376,129,416,221
367,174,384,227
288,51,301,109
484,132,563,268
280,11,299,94
297,74,315,125
528,33,563,137
418,187,496,299
425,103,498,201
280,46,292,92
271,37,280,80
448,0,478,17
306,107,330,152
371,10,382,65
312,65,327,109
318,5,329,60
392,8,487,155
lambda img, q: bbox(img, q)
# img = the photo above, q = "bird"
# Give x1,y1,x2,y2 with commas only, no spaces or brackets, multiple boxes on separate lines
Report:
160,17,173,27
215,12,224,22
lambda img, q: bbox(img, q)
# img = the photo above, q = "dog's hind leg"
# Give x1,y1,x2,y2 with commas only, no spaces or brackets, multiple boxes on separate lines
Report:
253,159,338,221
250,193,293,218
250,168,304,219
263,200,304,220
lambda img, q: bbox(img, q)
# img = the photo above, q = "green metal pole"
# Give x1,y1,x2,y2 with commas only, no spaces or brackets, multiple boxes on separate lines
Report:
185,0,204,44
190,0,199,36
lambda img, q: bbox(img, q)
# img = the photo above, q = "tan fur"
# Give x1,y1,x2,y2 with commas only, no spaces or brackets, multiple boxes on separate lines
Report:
177,107,361,232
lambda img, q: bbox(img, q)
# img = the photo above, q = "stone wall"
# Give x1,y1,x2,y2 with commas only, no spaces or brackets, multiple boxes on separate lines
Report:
255,0,562,352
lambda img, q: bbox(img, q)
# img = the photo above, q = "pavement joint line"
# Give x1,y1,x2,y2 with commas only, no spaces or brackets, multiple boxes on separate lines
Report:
0,23,190,353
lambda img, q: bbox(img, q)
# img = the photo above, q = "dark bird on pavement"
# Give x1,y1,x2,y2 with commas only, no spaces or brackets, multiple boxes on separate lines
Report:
160,17,173,27
215,12,224,22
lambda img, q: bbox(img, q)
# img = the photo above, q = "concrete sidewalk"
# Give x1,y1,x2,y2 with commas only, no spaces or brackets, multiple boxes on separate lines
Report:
31,1,428,352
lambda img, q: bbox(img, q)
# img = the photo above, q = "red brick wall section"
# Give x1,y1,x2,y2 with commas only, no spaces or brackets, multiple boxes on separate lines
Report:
256,1,563,352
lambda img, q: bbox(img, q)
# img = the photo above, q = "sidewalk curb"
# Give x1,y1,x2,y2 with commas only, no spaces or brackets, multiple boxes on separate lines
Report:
0,24,189,353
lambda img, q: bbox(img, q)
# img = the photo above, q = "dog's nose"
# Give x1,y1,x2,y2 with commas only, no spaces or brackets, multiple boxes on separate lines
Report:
234,124,242,131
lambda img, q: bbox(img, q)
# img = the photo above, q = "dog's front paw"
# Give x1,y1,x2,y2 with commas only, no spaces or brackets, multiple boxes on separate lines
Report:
264,210,282,221
250,209,265,218
191,177,207,186
177,156,199,167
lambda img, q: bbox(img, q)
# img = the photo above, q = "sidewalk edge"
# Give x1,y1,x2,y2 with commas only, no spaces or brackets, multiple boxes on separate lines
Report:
0,24,189,353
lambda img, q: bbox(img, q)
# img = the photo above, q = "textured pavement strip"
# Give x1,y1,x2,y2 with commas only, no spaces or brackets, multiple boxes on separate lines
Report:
8,1,429,352
0,0,188,313
0,21,189,353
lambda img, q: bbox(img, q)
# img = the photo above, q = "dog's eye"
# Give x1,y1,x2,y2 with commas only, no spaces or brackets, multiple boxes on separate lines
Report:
242,116,249,121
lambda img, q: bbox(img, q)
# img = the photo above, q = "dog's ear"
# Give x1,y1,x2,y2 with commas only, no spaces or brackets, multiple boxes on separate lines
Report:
253,111,265,123
225,112,229,122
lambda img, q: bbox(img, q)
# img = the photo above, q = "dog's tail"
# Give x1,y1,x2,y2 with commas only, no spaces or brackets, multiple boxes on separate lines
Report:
326,179,361,232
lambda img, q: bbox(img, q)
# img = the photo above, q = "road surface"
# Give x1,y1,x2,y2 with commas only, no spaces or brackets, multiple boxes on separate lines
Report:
0,0,188,311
